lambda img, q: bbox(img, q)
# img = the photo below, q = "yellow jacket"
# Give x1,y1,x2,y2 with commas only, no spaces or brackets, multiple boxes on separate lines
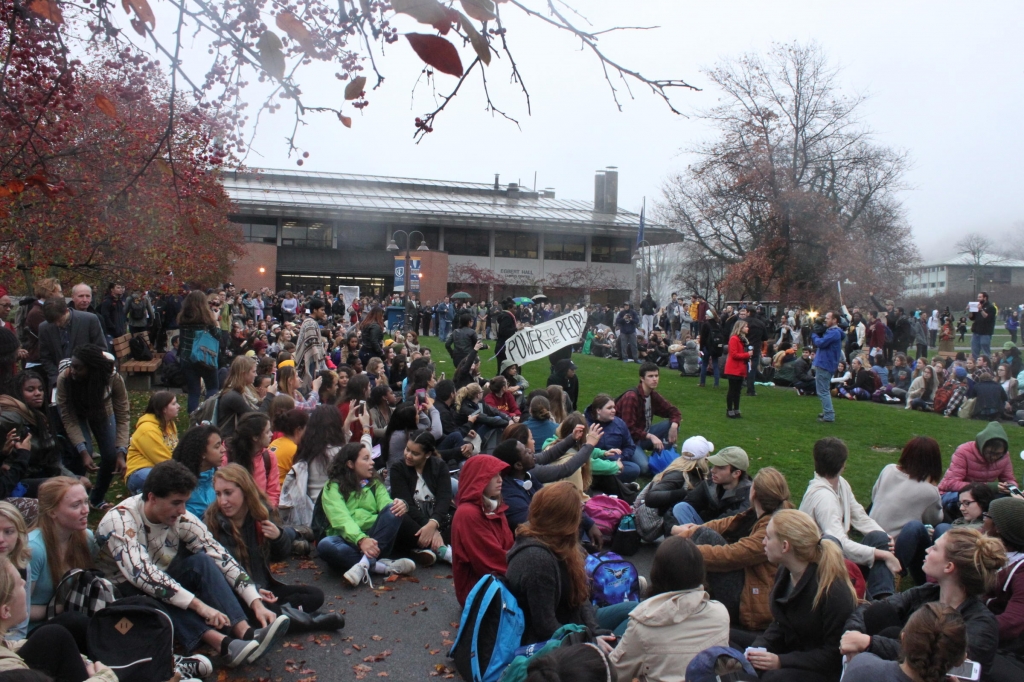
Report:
125,414,178,480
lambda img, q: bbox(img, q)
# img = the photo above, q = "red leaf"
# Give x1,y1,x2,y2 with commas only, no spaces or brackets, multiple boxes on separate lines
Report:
24,174,47,187
6,180,25,194
276,12,316,52
345,76,367,101
94,94,118,119
340,115,353,128
201,196,218,208
405,34,464,77
28,0,63,24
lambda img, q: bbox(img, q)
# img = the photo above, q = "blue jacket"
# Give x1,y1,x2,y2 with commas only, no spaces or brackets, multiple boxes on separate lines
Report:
812,326,843,373
584,407,636,453
615,309,639,335
525,417,557,449
186,467,217,518
502,474,536,533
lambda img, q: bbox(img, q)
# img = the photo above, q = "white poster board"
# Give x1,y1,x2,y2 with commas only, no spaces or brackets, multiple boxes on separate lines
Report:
504,308,587,366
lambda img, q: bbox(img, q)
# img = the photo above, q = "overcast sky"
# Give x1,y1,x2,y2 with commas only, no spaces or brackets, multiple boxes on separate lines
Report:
161,1,1024,260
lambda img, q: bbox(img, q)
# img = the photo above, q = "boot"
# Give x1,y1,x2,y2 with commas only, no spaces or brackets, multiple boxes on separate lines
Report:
279,604,315,633
311,612,346,631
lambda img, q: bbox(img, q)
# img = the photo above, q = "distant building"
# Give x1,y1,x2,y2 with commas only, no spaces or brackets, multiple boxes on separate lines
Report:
903,253,1024,297
222,167,678,303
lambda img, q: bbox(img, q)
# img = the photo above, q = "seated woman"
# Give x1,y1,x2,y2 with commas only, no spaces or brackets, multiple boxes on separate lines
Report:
124,391,180,495
216,356,261,440
583,395,641,485
27,478,96,632
387,432,454,566
451,455,513,607
276,365,321,412
640,436,714,536
541,413,633,498
907,364,939,411
838,356,876,400
499,361,529,407
0,502,31,641
841,527,1004,680
506,482,633,645
609,536,729,681
740,509,858,682
868,437,943,587
842,602,968,682
934,482,996,541
830,361,850,394
523,396,557,449
223,413,279,507
454,384,509,451
268,409,308,486
173,425,225,518
316,442,416,587
366,384,397,443
204,464,342,633
671,467,792,633
0,556,116,682
381,405,445,467
502,423,597,490
283,406,359,528
483,376,520,419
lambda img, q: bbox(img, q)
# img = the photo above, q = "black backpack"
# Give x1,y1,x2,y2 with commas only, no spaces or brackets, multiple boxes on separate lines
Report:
128,300,147,323
129,335,153,361
87,595,175,682
708,324,726,353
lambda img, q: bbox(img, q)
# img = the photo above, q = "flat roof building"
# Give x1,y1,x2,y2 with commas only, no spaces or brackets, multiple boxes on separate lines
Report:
223,167,678,303
903,253,1024,298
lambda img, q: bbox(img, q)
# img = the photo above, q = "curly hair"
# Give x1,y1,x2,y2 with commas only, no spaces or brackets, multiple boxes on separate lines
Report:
173,425,222,476
326,442,381,501
65,344,115,422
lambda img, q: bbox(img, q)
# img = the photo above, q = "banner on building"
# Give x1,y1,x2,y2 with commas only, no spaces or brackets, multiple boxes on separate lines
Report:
504,308,588,366
410,257,421,293
394,256,406,292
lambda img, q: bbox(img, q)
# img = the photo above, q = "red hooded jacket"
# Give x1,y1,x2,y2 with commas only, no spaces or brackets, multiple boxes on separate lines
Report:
451,454,513,606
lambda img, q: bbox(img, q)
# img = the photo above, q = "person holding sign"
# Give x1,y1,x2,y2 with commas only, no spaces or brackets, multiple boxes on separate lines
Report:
614,362,682,475
969,291,997,361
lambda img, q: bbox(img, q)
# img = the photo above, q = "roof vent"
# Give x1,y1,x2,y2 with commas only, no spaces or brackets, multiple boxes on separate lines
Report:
542,188,556,199
507,182,520,199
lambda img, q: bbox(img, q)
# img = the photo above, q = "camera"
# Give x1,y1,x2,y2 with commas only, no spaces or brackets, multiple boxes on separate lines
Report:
478,344,489,350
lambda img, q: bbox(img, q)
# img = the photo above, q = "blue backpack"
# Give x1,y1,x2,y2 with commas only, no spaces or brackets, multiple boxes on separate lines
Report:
584,551,640,607
189,329,220,369
450,575,525,682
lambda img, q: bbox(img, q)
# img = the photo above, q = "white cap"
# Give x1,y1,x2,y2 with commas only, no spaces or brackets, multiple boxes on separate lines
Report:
681,436,714,461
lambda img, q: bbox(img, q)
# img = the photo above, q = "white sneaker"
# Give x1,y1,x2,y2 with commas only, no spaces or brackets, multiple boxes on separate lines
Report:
435,545,453,564
344,561,372,588
376,558,416,576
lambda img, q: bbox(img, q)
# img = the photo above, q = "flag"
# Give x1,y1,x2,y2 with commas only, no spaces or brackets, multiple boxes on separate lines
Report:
637,198,645,246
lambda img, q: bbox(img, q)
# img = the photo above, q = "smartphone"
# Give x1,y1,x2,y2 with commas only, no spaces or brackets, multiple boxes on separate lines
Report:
1009,485,1023,498
416,389,427,401
948,659,981,681
441,372,446,380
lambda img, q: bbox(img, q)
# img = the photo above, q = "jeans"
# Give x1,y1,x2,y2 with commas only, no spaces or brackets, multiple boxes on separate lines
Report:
815,367,835,421
834,530,895,600
894,521,932,586
915,343,928,360
182,359,219,413
318,507,403,573
632,420,672,476
691,527,745,623
80,413,118,507
616,461,642,483
746,348,762,394
699,354,721,387
438,318,451,341
672,502,704,526
929,329,937,347
972,333,992,360
596,601,638,638
126,467,153,495
119,552,250,652
619,332,638,362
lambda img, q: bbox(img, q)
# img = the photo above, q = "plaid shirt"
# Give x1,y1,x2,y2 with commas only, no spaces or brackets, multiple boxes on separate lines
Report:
614,384,682,443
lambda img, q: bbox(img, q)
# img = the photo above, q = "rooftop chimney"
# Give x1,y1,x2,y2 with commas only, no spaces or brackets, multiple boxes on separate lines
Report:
594,171,607,213
507,182,520,199
604,166,618,214
494,173,500,192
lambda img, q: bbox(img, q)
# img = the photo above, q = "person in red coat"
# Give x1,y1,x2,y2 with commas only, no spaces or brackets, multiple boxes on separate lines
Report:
451,454,514,606
483,376,521,420
724,320,751,419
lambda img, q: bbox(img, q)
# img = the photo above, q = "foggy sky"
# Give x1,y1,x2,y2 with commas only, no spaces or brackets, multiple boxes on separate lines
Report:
153,1,1024,260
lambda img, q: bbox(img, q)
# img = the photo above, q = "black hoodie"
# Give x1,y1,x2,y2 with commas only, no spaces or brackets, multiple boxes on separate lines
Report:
546,359,579,410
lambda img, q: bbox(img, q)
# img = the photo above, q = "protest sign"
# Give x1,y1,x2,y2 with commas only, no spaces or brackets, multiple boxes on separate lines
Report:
504,308,587,366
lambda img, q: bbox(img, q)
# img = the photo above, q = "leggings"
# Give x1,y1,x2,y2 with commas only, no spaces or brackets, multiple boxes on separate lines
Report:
19,622,91,682
726,376,744,411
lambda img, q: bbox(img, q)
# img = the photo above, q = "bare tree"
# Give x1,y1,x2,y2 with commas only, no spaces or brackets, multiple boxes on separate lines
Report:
660,42,917,307
956,233,1003,265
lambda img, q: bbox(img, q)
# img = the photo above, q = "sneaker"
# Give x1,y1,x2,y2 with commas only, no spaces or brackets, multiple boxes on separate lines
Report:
246,615,291,663
175,653,213,679
376,558,416,576
292,539,311,556
222,639,258,668
624,482,640,493
344,561,372,588
435,545,452,564
817,416,834,423
411,549,437,567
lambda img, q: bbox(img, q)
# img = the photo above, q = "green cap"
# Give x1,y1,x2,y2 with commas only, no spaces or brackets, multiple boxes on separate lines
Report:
1004,341,1016,351
707,446,749,471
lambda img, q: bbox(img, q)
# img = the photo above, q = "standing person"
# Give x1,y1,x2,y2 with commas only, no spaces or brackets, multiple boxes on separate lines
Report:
436,297,451,341
292,300,327,390
36,297,107,390
911,310,930,361
615,302,640,363
546,359,580,412
640,293,656,338
358,306,386,364
20,278,61,372
177,290,221,413
698,309,725,388
70,283,94,313
741,308,767,396
97,282,126,344
866,310,887,360
493,298,518,370
927,309,940,347
1007,309,1020,345
724,320,750,419
404,294,418,335
970,291,998,360
56,345,129,511
811,312,843,423
614,363,681,474
742,509,858,682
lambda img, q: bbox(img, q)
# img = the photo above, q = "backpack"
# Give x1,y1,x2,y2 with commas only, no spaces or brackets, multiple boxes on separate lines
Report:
128,299,148,324
584,551,640,607
47,568,118,619
883,324,894,344
610,514,641,556
685,646,759,682
87,595,175,682
583,495,633,539
450,574,526,682
310,488,329,542
129,334,153,361
932,385,954,413
632,482,668,543
189,329,220,369
189,395,219,429
499,624,590,682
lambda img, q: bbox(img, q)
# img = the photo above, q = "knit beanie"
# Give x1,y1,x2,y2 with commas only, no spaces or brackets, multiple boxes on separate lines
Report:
989,497,1024,550
681,436,714,461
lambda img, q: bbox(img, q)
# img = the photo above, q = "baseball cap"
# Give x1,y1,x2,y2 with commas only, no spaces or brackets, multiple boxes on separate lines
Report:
707,446,749,470
681,436,714,461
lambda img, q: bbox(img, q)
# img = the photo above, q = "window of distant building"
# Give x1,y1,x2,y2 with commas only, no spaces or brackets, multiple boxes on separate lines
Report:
233,219,278,244
281,220,332,248
544,234,586,262
494,232,538,259
445,228,490,256
591,236,632,264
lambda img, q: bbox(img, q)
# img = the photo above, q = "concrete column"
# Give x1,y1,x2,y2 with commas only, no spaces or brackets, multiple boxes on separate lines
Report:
488,230,496,301
537,232,545,283
584,235,592,263
276,217,283,247
438,226,445,251
331,221,338,249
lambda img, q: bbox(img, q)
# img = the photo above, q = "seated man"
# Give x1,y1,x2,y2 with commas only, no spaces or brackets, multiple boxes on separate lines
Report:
97,460,290,669
799,437,900,600
669,446,752,527
614,362,682,475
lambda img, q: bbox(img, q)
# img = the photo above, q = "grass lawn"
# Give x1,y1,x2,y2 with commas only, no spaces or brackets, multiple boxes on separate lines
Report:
420,335,1024,505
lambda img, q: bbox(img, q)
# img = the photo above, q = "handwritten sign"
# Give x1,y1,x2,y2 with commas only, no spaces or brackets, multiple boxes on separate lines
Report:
504,308,587,366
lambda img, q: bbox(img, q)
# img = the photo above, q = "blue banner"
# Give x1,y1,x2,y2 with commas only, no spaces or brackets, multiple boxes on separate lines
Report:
410,257,421,292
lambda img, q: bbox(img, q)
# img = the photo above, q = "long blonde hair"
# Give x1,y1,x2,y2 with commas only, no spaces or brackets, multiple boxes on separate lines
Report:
204,464,272,574
751,467,793,515
455,383,482,410
0,502,30,570
0,557,19,631
546,385,567,424
731,319,748,338
652,455,708,487
38,477,94,588
771,509,856,609
221,356,258,403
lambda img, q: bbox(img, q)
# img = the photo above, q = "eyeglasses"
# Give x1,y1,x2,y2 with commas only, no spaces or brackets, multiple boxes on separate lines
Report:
958,499,977,508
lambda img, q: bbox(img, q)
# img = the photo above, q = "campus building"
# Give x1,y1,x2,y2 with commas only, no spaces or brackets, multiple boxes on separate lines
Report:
903,253,1024,297
223,167,679,303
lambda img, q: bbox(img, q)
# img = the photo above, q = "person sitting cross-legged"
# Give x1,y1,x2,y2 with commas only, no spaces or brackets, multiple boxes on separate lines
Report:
669,446,752,528
613,362,681,476
96,460,291,669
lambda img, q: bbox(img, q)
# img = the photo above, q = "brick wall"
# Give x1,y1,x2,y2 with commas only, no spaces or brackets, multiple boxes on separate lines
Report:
230,242,277,293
